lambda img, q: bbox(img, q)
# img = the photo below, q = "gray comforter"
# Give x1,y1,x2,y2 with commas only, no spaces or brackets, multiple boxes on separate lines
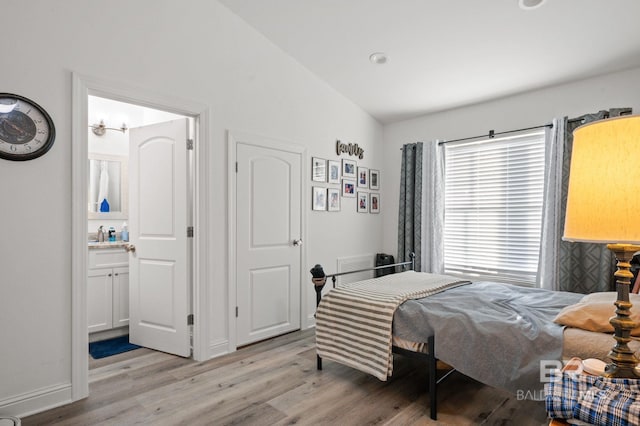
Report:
392,281,583,398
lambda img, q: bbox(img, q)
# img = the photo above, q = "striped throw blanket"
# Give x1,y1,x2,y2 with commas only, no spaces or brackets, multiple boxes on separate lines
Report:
315,270,469,381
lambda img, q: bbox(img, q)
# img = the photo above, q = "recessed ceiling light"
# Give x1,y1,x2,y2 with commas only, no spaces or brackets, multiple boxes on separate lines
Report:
369,52,388,65
519,0,546,10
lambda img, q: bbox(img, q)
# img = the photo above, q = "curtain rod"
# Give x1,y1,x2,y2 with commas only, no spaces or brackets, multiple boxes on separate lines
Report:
436,123,553,146
402,112,623,150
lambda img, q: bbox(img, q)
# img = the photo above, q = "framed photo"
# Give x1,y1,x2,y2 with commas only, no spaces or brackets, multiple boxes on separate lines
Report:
342,179,356,197
328,160,341,184
358,166,368,188
342,158,357,179
370,193,380,213
357,192,368,213
327,188,341,211
312,187,327,211
369,169,380,190
312,157,327,182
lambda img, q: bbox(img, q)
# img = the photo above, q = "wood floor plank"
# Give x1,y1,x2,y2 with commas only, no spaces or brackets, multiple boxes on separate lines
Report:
134,366,304,425
23,329,550,425
168,332,314,382
88,346,155,370
89,349,182,383
270,366,376,423
481,396,550,426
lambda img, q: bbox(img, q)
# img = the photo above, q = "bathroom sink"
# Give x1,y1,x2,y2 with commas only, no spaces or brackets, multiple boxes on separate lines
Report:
88,240,127,247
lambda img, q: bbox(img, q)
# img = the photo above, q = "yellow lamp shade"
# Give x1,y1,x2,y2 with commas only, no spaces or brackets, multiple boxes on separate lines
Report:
563,115,640,244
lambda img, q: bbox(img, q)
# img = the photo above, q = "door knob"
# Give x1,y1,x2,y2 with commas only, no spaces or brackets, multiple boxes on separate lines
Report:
124,244,136,253
293,239,303,246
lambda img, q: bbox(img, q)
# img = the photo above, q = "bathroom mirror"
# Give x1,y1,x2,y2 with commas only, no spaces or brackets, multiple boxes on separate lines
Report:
88,154,129,220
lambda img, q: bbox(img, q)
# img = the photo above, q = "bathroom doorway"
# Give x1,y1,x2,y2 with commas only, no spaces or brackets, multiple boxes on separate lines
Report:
87,96,192,361
71,73,210,400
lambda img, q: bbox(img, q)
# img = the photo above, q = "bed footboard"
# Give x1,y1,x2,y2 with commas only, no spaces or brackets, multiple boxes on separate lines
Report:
311,252,415,374
311,253,452,421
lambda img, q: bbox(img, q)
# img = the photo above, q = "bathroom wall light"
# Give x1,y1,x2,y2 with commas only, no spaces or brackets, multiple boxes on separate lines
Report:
89,120,128,136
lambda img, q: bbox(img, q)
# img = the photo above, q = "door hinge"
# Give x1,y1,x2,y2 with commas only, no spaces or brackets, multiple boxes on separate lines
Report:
187,314,194,325
235,161,238,173
187,139,194,150
235,306,239,317
187,226,194,238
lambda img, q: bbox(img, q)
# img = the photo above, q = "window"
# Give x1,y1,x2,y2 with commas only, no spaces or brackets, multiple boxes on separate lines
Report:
443,131,545,286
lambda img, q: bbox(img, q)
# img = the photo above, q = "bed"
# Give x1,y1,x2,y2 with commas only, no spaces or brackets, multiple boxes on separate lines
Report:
312,260,640,420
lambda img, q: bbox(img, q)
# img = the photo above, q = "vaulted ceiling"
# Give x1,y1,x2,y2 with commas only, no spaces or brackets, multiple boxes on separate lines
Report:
219,0,640,124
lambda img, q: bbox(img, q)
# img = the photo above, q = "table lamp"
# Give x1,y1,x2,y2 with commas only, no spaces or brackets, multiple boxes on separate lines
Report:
563,114,640,378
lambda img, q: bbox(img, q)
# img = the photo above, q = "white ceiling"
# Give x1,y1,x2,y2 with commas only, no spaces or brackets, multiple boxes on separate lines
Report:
218,0,640,124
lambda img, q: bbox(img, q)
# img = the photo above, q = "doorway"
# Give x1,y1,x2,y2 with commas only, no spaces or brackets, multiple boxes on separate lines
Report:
71,73,210,400
87,97,191,359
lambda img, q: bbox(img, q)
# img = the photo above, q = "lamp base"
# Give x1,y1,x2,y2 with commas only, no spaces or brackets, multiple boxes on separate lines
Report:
604,362,640,378
603,244,640,378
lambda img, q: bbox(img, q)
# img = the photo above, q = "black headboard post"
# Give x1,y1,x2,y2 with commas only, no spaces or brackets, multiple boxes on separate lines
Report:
311,253,416,308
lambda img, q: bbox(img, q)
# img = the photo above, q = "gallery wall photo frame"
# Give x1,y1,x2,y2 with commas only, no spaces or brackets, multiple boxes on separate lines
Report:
342,158,357,179
358,166,368,188
327,188,341,211
357,192,368,213
369,169,380,190
370,193,380,213
312,157,327,182
328,160,341,184
342,178,356,197
312,186,327,211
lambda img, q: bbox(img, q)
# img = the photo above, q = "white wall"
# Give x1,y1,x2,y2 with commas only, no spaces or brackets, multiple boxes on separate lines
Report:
0,0,383,416
381,66,640,259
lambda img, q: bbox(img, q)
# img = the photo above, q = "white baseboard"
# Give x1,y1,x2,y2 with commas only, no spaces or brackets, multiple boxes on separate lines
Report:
208,339,231,359
305,315,316,328
0,383,73,419
88,326,129,343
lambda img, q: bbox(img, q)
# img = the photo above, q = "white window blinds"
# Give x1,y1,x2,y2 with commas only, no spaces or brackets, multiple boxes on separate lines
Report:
443,131,545,286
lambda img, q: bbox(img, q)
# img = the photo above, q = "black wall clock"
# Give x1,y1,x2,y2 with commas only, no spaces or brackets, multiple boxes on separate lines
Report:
0,93,55,161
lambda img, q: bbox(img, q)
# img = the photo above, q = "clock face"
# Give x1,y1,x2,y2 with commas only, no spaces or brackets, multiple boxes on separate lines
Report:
0,93,55,161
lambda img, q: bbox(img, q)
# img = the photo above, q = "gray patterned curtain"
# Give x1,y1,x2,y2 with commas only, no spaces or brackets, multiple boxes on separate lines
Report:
398,143,423,270
558,108,632,293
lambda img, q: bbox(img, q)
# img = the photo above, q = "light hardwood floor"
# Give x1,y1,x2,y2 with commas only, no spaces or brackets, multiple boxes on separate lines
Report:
23,329,549,425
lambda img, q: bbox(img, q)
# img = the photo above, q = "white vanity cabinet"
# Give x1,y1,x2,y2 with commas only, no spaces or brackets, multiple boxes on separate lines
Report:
88,247,130,333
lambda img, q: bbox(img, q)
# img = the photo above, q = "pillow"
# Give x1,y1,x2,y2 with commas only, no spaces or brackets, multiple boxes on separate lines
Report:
554,292,640,336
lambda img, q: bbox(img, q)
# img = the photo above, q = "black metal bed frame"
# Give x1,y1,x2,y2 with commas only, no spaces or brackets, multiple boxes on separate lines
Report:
312,254,455,420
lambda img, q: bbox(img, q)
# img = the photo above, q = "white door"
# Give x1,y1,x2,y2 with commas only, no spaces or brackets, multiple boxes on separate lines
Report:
236,141,303,346
128,118,191,357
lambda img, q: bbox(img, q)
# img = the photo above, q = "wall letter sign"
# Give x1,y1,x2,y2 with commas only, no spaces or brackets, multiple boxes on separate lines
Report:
336,140,364,160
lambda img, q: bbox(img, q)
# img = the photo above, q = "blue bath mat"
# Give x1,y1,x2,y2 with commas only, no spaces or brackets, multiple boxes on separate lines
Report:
89,335,141,359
